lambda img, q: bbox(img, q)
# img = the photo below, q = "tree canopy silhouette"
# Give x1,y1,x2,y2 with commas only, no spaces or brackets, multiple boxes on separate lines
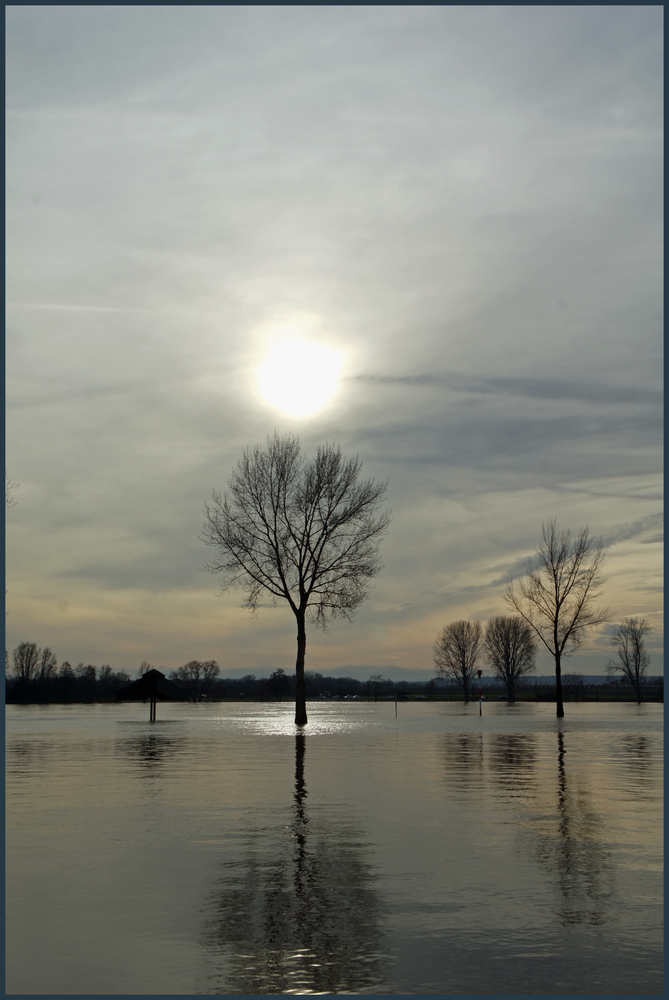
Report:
505,518,611,718
201,433,391,725
484,615,536,702
606,617,651,704
433,619,482,702
170,659,220,702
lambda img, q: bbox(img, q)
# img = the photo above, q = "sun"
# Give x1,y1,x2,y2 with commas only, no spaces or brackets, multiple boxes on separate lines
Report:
258,339,342,417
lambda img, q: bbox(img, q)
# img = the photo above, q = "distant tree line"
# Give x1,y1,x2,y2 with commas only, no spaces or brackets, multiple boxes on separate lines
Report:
4,648,428,704
5,642,661,705
5,645,225,705
6,642,132,703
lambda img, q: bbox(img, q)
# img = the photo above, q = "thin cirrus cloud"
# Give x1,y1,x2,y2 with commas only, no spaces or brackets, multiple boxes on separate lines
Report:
352,372,662,406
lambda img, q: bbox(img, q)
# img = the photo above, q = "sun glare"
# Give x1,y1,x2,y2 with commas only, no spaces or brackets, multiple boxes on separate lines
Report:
258,339,342,417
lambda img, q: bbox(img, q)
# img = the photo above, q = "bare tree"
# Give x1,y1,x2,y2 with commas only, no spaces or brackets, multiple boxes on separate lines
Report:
98,664,116,702
505,518,611,718
368,673,385,702
12,642,40,682
484,616,536,702
606,617,651,704
269,667,290,701
433,620,482,702
170,659,220,702
35,647,58,697
5,472,19,508
201,433,391,725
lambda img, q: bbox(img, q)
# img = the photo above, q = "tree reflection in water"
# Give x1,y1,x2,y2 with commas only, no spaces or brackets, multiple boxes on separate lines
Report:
535,730,614,927
618,733,652,779
201,735,388,995
441,729,615,930
116,732,188,779
440,732,484,791
487,733,537,795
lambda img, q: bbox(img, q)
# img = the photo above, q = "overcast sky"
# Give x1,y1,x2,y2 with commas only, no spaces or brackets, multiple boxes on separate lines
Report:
6,5,663,681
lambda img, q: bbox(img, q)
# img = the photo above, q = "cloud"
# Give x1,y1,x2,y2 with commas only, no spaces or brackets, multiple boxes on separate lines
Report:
602,511,664,548
352,372,662,407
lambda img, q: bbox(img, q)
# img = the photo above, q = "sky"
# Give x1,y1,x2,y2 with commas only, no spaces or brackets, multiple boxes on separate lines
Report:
5,5,663,682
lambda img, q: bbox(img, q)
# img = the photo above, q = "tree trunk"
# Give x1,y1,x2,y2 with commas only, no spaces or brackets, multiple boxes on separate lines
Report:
463,676,468,703
508,678,515,703
294,612,308,726
555,651,564,718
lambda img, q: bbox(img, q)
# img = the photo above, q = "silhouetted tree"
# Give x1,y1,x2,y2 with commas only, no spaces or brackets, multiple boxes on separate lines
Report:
201,433,391,726
505,519,611,718
56,660,77,701
368,673,385,702
170,660,220,702
12,642,40,683
76,663,97,702
433,620,482,702
484,616,535,702
269,667,290,701
98,664,116,701
35,647,58,698
606,617,651,704
238,674,257,697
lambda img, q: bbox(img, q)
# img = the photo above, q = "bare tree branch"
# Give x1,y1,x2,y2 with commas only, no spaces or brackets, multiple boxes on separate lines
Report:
6,472,19,508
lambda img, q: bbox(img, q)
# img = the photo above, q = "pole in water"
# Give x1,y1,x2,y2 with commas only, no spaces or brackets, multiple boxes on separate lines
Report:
477,669,482,716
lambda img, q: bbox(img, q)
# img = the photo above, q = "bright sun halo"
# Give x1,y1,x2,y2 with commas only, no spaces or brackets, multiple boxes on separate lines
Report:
259,340,342,417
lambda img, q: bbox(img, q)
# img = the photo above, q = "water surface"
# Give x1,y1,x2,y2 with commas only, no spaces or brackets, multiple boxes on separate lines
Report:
6,701,663,994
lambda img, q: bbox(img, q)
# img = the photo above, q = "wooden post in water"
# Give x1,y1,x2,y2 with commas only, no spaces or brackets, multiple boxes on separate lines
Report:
477,669,482,716
150,697,157,722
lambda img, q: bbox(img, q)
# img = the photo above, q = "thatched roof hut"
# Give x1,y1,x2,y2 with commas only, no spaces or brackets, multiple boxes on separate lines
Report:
116,668,189,720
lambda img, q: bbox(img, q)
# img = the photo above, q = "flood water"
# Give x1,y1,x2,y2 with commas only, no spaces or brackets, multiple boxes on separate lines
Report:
5,700,663,995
